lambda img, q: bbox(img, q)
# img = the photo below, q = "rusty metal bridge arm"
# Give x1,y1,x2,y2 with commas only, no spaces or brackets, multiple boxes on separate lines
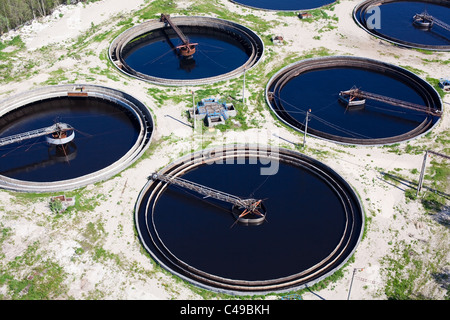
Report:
341,88,441,116
151,172,260,210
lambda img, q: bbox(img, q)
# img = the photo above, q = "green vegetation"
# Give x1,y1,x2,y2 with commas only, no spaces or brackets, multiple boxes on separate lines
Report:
9,187,104,215
400,65,425,75
382,242,424,299
421,57,450,65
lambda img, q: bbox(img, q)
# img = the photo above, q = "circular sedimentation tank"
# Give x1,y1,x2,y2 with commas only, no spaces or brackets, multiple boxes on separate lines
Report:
353,0,450,51
266,56,443,146
0,84,153,192
135,145,364,295
109,15,264,86
229,0,338,11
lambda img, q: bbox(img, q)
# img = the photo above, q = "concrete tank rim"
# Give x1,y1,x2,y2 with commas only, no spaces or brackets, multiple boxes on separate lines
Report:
134,144,365,296
352,0,450,52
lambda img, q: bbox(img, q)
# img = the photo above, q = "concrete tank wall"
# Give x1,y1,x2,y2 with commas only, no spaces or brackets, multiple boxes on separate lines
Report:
0,84,154,193
109,16,264,86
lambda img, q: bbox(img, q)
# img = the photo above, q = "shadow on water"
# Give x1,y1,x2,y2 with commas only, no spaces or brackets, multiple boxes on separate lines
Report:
0,97,141,182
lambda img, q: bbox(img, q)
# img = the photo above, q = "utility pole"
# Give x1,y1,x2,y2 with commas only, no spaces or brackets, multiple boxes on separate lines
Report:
303,109,311,148
416,150,429,197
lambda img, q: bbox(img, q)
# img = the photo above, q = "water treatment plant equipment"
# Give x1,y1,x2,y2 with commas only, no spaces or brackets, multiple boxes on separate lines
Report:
353,0,450,51
266,56,443,146
159,14,197,58
0,84,154,192
229,0,338,11
109,15,264,86
189,97,237,127
135,145,364,295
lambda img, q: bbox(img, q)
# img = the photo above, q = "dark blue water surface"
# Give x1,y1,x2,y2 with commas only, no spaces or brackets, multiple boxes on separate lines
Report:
151,159,348,281
124,32,250,80
0,97,140,182
275,67,432,140
231,0,336,10
362,1,450,47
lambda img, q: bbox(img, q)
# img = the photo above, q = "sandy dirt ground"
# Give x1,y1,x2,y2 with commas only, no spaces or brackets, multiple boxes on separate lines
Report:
0,0,448,301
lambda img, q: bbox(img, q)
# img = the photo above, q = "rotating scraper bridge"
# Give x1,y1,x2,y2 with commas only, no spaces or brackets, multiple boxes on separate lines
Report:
109,15,264,85
135,145,364,295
